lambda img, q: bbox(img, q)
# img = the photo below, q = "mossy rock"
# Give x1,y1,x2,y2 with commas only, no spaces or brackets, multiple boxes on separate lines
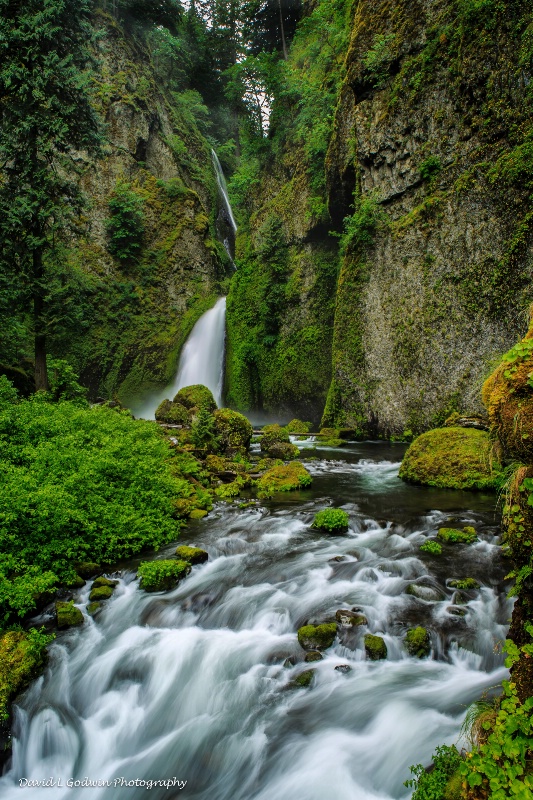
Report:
364,634,387,660
443,771,463,800
174,385,217,413
320,438,345,447
74,562,101,578
91,576,119,588
0,630,52,720
286,419,312,434
56,601,84,628
87,602,101,616
265,441,300,460
437,526,478,544
137,559,191,592
214,408,253,452
449,577,480,590
189,508,208,519
313,508,349,532
260,426,290,455
257,461,312,498
205,454,226,472
304,650,324,662
175,545,208,564
405,584,444,601
319,428,340,438
335,609,367,626
66,574,86,589
89,585,114,602
155,401,190,425
405,626,430,658
291,669,315,688
297,622,337,651
398,427,504,491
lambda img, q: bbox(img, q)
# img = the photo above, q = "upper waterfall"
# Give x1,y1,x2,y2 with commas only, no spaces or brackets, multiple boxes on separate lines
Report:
212,149,237,235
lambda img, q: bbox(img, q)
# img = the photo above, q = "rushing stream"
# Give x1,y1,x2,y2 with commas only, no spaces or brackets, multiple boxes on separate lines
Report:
1,442,511,800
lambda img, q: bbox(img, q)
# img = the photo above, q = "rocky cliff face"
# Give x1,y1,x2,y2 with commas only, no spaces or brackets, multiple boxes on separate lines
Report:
62,11,229,404
227,0,533,434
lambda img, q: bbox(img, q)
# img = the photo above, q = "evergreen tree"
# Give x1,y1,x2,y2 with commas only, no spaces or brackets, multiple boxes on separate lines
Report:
0,0,101,390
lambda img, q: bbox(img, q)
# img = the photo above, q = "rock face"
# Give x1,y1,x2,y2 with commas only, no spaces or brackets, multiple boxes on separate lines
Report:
227,0,533,435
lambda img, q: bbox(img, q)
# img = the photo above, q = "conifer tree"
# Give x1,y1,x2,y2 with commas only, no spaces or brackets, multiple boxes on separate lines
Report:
0,0,100,390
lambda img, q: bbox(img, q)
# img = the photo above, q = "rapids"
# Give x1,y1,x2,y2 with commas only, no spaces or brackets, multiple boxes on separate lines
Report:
0,442,511,800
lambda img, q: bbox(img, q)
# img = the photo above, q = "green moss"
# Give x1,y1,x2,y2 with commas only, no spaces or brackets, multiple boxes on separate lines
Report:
449,577,480,590
437,527,478,544
260,426,290,452
364,634,387,661
286,419,312,433
155,400,190,425
292,669,315,688
91,577,118,588
419,540,442,555
257,461,312,498
174,545,208,564
87,602,101,616
137,559,191,592
213,408,253,452
405,627,430,658
56,601,84,628
312,508,349,532
0,628,53,720
399,427,504,491
88,585,114,602
75,562,101,578
297,622,337,651
174,385,217,413
189,509,208,520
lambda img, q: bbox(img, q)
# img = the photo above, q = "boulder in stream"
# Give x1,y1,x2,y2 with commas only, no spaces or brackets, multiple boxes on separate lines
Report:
214,408,253,453
404,626,431,658
89,585,114,602
56,601,84,628
297,622,337,651
257,462,312,498
74,562,101,578
364,634,387,661
174,385,217,413
291,669,315,688
335,609,367,627
437,526,478,544
92,577,119,588
175,545,209,564
449,577,480,590
304,650,324,662
137,559,191,592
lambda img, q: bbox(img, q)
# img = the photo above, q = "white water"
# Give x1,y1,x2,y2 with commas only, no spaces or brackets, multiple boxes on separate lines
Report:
131,297,227,419
0,446,510,799
212,150,237,236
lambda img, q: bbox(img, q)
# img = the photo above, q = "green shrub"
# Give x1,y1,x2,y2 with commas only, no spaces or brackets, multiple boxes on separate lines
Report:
137,559,191,592
405,744,462,799
438,527,478,544
191,405,219,450
419,156,442,182
420,540,442,555
449,578,480,590
312,508,349,532
106,182,145,261
363,33,396,87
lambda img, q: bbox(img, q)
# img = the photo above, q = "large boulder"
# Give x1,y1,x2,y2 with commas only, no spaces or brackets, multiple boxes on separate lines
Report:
56,601,84,628
155,400,190,425
297,622,337,651
137,559,191,592
174,385,217,413
364,634,387,661
213,408,253,453
404,627,430,658
175,545,208,564
399,426,504,491
257,462,312,497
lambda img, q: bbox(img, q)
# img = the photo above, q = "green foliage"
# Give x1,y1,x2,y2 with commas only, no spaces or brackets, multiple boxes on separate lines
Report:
362,33,396,88
420,540,442,555
438,527,478,544
215,477,244,500
0,384,199,622
137,559,191,592
340,195,386,255
420,156,442,182
106,183,145,262
405,626,431,658
0,628,54,720
405,744,462,799
449,578,480,590
191,405,219,451
256,461,312,497
46,358,88,403
312,508,349,531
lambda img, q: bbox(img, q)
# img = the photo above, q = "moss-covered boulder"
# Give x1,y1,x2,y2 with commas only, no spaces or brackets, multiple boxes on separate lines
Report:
405,626,431,658
214,408,253,453
155,400,190,425
56,601,84,628
335,609,367,626
286,419,312,434
399,427,503,490
174,385,217,413
297,622,337,651
265,441,300,460
304,650,324,662
189,508,208,519
437,527,478,544
91,576,119,588
175,545,208,564
137,559,191,592
87,602,101,616
257,461,312,497
74,561,101,578
205,454,226,472
260,426,296,459
364,634,387,660
66,574,86,588
0,629,52,719
89,585,114,602
291,669,315,688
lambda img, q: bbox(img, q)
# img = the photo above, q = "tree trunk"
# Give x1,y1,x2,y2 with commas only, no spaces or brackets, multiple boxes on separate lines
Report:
278,0,288,60
33,247,49,392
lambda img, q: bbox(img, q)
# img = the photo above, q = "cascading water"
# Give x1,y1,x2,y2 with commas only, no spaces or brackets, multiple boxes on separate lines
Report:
0,442,510,800
212,149,237,262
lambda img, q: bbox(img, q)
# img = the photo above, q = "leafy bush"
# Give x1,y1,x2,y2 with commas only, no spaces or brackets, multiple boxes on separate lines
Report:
312,508,349,532
363,33,396,88
0,383,198,621
137,559,190,592
405,744,462,799
191,405,219,450
106,182,145,261
420,540,442,555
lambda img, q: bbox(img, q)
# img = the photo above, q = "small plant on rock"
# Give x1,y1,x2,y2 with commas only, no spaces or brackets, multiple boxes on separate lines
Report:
312,508,349,532
420,540,442,555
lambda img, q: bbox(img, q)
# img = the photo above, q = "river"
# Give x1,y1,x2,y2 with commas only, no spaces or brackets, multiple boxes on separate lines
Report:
0,441,510,800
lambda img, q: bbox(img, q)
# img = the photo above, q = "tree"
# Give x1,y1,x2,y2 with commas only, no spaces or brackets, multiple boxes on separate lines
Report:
0,0,101,390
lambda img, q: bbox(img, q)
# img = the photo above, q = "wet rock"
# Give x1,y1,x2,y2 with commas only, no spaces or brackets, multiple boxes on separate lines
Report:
304,650,324,662
56,601,84,628
91,577,118,588
189,509,208,520
138,559,191,592
447,606,467,617
175,546,209,564
297,622,337,651
74,562,101,579
329,555,347,563
87,602,101,616
452,591,468,605
449,578,480,590
405,584,444,602
66,574,86,589
364,634,387,661
334,664,352,674
89,585,114,602
335,609,367,627
404,626,430,658
283,656,297,668
291,669,315,688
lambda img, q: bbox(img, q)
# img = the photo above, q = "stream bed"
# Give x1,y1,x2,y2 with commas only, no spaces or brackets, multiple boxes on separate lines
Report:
1,442,511,800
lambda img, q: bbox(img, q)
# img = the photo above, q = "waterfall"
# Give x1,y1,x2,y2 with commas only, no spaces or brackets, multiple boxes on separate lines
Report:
212,150,237,236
